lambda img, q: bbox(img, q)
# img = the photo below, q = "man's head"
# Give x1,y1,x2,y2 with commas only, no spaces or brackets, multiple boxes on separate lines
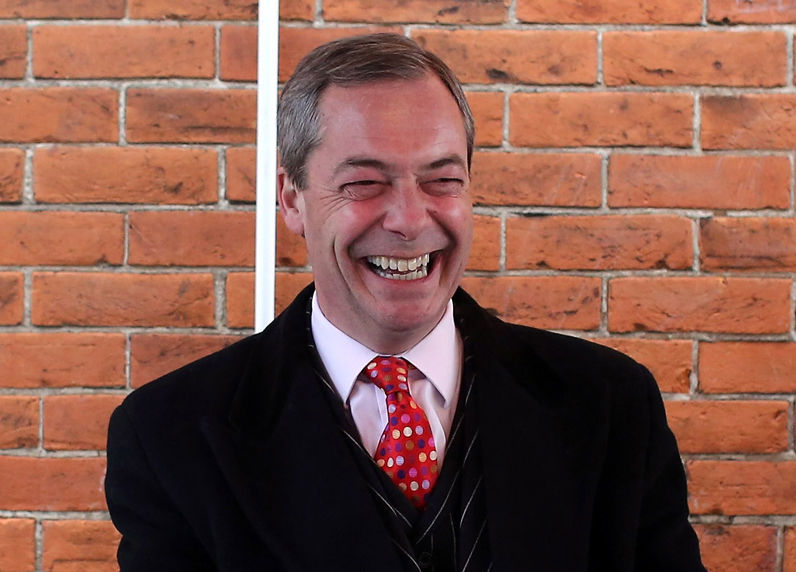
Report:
278,34,474,354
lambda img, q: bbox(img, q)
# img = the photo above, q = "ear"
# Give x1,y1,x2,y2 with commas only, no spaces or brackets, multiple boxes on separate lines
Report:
277,168,306,237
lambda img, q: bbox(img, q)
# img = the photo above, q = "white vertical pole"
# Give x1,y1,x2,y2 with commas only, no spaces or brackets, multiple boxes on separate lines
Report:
254,0,280,331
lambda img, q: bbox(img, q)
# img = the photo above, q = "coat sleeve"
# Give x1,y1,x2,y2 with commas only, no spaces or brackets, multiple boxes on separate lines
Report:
634,365,707,572
105,404,217,572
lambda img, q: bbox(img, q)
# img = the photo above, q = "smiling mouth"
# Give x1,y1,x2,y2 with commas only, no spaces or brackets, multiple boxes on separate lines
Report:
366,253,431,281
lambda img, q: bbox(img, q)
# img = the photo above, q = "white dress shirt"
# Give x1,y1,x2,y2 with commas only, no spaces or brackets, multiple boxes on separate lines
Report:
311,294,462,466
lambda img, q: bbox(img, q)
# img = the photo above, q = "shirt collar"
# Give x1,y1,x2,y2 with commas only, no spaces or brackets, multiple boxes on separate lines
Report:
311,294,460,408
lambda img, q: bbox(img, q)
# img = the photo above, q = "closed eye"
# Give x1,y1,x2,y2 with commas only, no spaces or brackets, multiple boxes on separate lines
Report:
421,178,465,196
341,180,388,199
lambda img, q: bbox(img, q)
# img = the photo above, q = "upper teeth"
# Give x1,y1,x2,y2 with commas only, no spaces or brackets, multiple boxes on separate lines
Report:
367,254,430,272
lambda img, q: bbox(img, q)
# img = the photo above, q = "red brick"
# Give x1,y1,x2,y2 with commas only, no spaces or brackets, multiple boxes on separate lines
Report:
32,272,215,327
129,211,254,267
608,154,790,209
44,394,125,451
688,460,796,515
709,0,796,23
592,338,691,393
461,276,601,330
517,0,701,23
0,0,123,18
0,88,118,143
0,519,35,572
127,88,256,144
0,457,106,511
131,333,243,388
324,0,508,23
469,215,500,271
665,400,788,454
226,146,255,202
0,25,25,79
506,215,692,270
0,211,123,266
0,333,126,389
609,277,791,334
227,271,315,327
413,29,596,85
0,148,24,203
34,146,218,205
510,92,692,147
129,0,257,19
604,31,786,87
785,527,796,572
702,217,796,272
0,396,38,448
43,520,120,572
281,0,313,21
703,94,796,150
696,525,777,572
700,342,796,394
276,213,308,267
278,27,401,82
471,152,601,207
467,92,503,147
0,273,23,325
220,25,256,82
34,25,214,79
275,272,313,316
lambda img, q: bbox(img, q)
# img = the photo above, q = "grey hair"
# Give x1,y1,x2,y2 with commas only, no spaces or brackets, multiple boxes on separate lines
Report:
277,33,475,190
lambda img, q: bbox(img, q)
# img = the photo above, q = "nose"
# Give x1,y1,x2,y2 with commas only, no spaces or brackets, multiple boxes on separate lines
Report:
381,181,431,241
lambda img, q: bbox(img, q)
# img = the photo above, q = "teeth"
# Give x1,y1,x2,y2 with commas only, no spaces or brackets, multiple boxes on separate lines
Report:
366,254,432,281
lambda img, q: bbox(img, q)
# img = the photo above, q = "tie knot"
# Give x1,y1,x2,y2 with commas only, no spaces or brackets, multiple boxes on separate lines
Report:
365,356,410,394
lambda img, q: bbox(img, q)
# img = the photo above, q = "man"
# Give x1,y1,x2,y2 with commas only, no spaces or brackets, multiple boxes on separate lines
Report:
105,34,707,571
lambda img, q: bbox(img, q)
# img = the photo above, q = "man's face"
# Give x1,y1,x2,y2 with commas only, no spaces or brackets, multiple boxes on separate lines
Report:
279,74,473,353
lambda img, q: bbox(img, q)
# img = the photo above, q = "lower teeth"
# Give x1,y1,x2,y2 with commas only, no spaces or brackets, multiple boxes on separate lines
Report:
372,265,428,281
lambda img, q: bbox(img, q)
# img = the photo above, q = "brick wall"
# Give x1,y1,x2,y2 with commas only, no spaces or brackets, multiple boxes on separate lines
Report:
0,0,794,570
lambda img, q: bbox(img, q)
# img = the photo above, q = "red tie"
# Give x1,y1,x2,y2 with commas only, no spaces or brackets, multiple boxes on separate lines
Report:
366,356,439,509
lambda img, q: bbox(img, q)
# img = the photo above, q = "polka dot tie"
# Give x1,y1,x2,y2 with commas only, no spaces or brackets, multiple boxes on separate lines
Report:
366,356,439,510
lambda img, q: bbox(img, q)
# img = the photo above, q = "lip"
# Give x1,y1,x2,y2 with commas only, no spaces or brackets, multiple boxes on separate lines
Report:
362,251,438,282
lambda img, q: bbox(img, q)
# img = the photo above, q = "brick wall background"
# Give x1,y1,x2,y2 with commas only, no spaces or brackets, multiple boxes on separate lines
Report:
0,0,795,570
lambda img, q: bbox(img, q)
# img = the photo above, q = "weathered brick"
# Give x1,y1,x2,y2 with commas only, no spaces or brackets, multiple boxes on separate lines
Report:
131,333,243,388
469,215,500,271
129,0,257,19
226,146,255,202
276,213,308,267
275,272,313,316
703,94,796,149
593,338,691,393
665,400,789,454
0,148,24,203
34,25,214,79
0,88,118,143
0,25,25,79
604,31,786,87
0,273,23,325
0,333,126,389
226,271,314,327
466,91,503,147
34,146,218,205
0,211,123,266
609,277,791,334
461,276,601,330
608,154,791,209
281,0,313,21
278,27,401,82
44,395,125,450
126,88,256,144
324,0,508,23
510,92,693,147
0,519,35,572
517,0,701,23
708,0,796,24
413,29,596,85
32,272,215,327
220,25,256,82
688,460,796,515
42,520,120,572
696,525,777,572
700,342,796,394
0,0,124,18
506,215,692,270
129,211,255,267
702,217,796,272
471,152,601,206
0,396,38,448
0,457,107,511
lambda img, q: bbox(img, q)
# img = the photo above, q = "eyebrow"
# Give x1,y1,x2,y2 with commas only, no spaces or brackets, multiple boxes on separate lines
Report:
333,154,468,177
